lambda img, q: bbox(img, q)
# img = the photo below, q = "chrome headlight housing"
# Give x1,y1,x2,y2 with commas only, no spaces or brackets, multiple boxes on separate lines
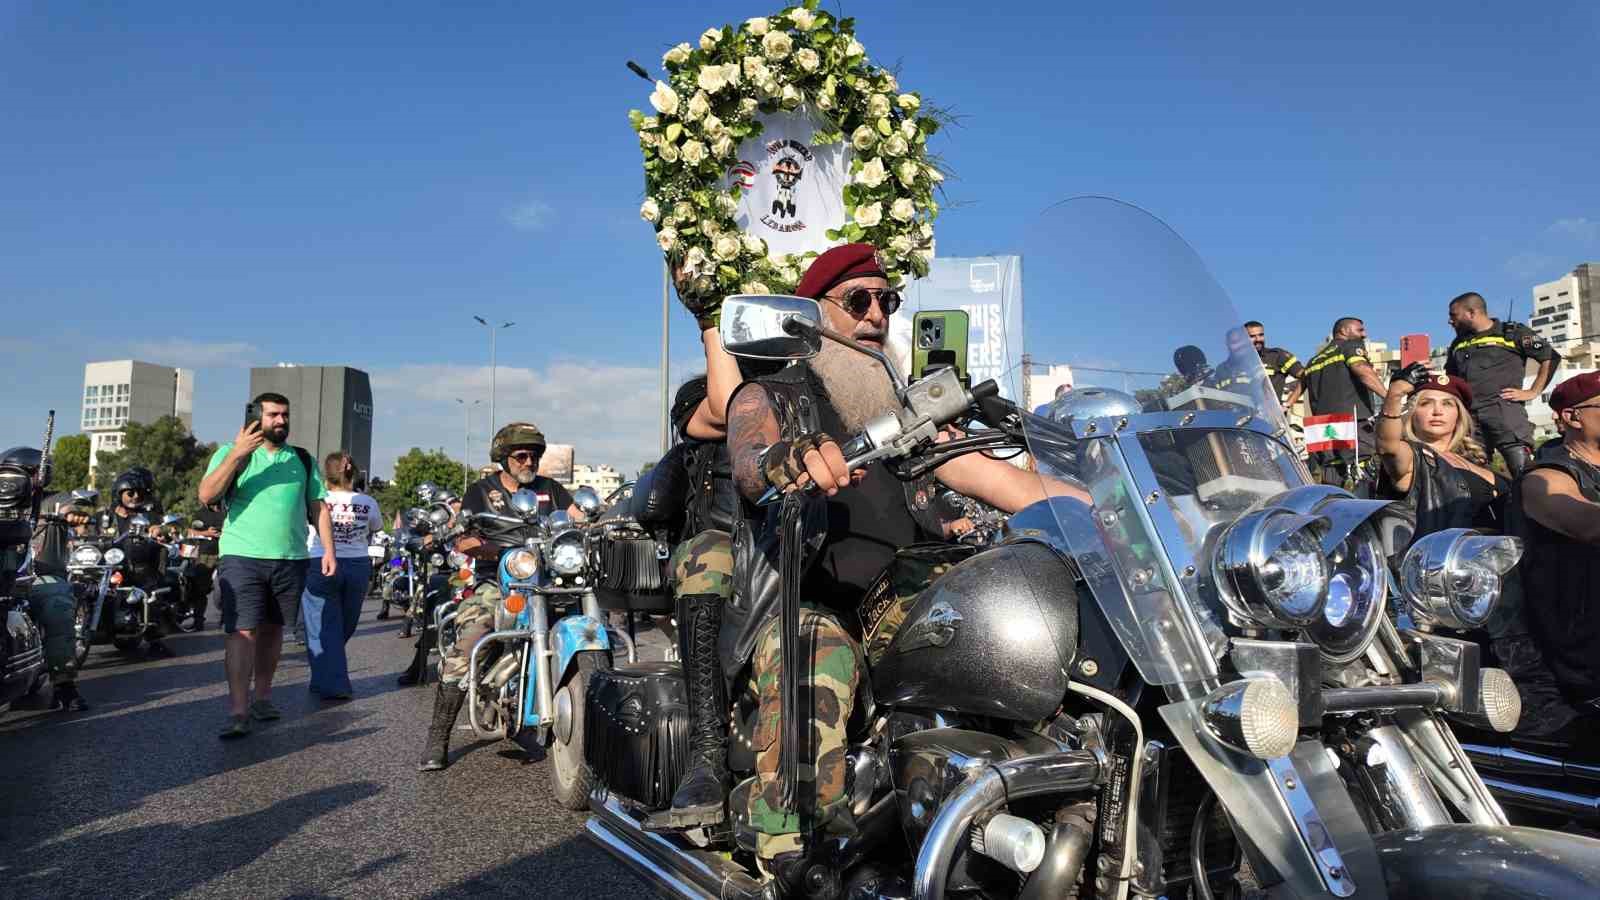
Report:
1213,509,1331,627
72,545,102,567
103,547,126,566
1400,529,1522,630
428,552,446,568
548,531,586,575
447,550,469,570
1303,523,1387,664
503,548,539,580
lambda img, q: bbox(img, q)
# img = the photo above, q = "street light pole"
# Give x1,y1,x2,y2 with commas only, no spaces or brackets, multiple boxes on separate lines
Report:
455,398,481,493
473,316,515,437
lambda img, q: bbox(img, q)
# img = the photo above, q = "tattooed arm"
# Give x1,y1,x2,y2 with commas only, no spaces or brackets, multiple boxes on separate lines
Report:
727,382,851,503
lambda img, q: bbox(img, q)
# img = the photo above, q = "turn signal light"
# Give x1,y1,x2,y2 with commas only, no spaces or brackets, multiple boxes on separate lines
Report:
503,592,527,614
458,567,472,582
110,571,124,586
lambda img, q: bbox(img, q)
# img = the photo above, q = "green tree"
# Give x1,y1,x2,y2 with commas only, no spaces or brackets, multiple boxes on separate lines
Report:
50,434,91,493
92,416,217,521
637,461,656,479
376,448,468,524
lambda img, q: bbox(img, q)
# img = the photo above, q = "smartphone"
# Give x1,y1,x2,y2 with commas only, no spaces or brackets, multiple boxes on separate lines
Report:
911,310,970,382
1400,334,1431,368
244,401,262,430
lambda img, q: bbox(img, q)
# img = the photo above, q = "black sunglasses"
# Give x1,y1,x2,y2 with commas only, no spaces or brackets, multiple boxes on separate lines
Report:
507,450,542,464
827,287,902,318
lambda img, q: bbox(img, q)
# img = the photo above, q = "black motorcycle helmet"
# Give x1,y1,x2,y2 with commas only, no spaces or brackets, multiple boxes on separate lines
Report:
128,466,157,492
112,471,147,505
0,446,43,473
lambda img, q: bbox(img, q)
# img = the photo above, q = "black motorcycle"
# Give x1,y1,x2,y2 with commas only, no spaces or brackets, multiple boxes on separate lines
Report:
70,512,179,655
1,419,57,713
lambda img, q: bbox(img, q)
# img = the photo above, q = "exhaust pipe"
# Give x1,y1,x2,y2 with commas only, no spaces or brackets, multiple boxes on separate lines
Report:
1480,778,1600,818
586,792,773,900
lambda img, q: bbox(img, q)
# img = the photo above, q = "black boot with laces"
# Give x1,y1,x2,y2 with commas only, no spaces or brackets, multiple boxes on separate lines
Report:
645,593,730,831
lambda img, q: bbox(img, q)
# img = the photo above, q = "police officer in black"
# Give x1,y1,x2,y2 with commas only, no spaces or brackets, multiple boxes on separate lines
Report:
1245,320,1306,409
1303,317,1388,486
1445,291,1560,477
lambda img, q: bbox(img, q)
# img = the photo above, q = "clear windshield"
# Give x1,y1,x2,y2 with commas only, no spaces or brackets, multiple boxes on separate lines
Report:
1007,197,1311,685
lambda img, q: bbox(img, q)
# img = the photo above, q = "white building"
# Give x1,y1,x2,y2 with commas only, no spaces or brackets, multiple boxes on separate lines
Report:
1531,263,1599,369
568,463,625,497
82,360,194,472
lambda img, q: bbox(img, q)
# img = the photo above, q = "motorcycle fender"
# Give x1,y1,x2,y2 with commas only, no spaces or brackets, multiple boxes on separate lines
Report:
551,615,610,688
1373,824,1600,898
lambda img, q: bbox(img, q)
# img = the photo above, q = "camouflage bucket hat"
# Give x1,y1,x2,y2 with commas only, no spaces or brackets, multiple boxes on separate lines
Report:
490,422,546,462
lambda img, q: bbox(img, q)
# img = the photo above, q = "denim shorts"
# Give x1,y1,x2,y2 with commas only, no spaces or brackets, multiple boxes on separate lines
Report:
218,555,309,633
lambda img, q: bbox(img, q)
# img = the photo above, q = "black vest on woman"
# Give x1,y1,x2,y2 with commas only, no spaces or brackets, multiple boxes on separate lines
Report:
1378,440,1507,538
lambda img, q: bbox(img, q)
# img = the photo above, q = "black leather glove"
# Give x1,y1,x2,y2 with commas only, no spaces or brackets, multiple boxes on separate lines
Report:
760,433,837,493
1395,362,1431,389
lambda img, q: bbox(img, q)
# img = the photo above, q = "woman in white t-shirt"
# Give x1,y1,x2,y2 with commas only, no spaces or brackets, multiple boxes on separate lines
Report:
301,451,382,699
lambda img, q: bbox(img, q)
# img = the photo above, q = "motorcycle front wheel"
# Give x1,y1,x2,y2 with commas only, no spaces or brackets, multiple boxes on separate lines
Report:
551,650,608,810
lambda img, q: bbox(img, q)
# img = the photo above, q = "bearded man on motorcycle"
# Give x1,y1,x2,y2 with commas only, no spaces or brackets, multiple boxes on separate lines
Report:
723,243,1082,888
416,420,585,771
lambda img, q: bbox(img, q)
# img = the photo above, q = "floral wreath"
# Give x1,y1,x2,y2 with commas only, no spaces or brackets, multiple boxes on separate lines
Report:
630,2,944,307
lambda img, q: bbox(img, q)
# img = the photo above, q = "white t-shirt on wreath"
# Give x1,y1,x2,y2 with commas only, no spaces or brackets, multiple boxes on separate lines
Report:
308,490,383,559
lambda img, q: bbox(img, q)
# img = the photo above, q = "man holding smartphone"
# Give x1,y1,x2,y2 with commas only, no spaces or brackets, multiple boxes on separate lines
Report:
198,392,335,739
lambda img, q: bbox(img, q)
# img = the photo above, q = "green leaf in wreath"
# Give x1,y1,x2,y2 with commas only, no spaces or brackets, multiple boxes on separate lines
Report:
665,122,683,143
918,117,940,136
813,29,834,45
628,109,645,130
876,117,893,136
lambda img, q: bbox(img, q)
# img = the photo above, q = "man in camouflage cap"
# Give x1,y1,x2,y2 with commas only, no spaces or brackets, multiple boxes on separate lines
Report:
417,420,582,771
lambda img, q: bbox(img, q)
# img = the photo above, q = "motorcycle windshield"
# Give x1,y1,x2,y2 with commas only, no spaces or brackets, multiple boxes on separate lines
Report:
1009,197,1309,686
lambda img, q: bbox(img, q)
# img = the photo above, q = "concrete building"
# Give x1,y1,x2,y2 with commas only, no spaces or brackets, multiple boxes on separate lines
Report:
568,463,624,496
81,360,194,472
1531,263,1600,369
248,365,374,475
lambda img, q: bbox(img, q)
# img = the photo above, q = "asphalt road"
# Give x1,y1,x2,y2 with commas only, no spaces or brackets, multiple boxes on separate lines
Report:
0,596,659,899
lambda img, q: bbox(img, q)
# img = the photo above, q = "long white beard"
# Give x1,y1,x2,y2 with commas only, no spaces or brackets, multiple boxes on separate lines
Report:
808,338,901,433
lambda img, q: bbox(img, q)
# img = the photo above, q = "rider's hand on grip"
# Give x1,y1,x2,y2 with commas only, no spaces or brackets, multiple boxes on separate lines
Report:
763,433,849,496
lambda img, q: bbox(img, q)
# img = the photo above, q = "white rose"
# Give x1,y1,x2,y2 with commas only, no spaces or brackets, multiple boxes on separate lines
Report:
854,202,883,228
889,235,914,255
684,245,708,274
851,124,877,151
697,66,727,94
758,78,780,98
700,27,722,51
795,48,820,72
722,63,741,87
641,116,659,130
897,93,920,112
674,201,696,222
881,74,900,92
776,265,799,284
867,94,891,118
716,192,738,215
745,16,770,36
700,218,718,237
788,8,816,30
742,281,772,295
713,135,735,158
656,227,678,252
741,234,766,255
743,56,769,83
640,199,660,223
855,157,887,188
919,222,934,240
658,141,679,163
780,84,801,109
882,134,909,158
701,113,724,137
816,92,834,111
761,31,792,60
845,37,865,58
895,159,918,187
685,90,710,121
739,97,759,117
649,80,679,116
662,43,691,66
913,247,933,265
900,118,919,140
713,233,741,261
681,140,707,165
890,198,916,222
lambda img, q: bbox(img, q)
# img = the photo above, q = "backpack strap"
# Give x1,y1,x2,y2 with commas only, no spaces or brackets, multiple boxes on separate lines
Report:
221,445,319,521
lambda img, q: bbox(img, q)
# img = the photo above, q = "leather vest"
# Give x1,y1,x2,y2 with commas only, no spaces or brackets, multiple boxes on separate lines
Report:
1517,447,1600,701
684,441,736,536
1380,441,1504,539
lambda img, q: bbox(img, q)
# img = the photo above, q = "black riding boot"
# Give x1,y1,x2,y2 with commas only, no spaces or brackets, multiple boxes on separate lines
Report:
1502,444,1534,478
52,682,89,712
397,627,433,686
419,682,466,772
646,593,729,830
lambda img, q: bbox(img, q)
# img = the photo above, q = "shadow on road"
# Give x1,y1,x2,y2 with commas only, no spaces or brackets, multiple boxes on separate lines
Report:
420,832,646,899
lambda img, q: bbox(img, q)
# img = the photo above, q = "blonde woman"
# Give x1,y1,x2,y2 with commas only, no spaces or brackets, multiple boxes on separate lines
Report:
1375,364,1508,536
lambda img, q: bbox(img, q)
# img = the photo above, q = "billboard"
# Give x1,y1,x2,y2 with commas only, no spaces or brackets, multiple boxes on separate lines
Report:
889,255,1024,400
539,443,575,484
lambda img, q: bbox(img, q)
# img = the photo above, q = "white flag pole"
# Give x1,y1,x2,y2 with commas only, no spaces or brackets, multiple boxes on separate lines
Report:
1353,405,1359,476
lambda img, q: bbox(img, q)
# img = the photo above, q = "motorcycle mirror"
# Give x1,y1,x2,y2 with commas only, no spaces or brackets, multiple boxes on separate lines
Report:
162,514,182,526
572,486,601,516
719,294,824,360
71,488,99,504
426,503,452,526
130,514,151,529
509,489,541,515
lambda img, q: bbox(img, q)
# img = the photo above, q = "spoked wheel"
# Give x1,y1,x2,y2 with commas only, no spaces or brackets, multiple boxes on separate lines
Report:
73,602,93,668
551,650,609,810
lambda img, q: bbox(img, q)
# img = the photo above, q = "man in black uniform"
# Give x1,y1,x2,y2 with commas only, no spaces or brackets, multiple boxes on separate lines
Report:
416,420,581,770
103,470,164,537
185,506,225,631
1245,320,1306,409
1445,291,1560,477
1303,317,1388,486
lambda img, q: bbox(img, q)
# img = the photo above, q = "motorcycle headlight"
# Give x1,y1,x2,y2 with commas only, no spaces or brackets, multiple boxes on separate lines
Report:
1214,509,1330,628
548,531,586,575
72,545,102,566
447,551,469,570
504,548,539,580
1400,529,1522,630
103,547,126,566
428,553,445,568
1302,525,1387,664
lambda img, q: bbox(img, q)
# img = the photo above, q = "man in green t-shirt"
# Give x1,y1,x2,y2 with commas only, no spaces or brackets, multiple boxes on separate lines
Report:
198,392,336,739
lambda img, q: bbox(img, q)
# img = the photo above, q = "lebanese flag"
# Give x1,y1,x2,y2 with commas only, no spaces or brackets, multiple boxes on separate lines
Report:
1304,413,1358,452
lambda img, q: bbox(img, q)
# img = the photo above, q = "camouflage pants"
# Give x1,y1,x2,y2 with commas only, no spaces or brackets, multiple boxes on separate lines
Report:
27,576,78,687
860,545,969,667
747,608,862,860
671,530,733,600
439,583,501,685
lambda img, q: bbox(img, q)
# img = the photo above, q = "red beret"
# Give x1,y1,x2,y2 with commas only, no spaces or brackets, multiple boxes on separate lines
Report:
1550,371,1600,414
1415,373,1473,409
794,243,884,300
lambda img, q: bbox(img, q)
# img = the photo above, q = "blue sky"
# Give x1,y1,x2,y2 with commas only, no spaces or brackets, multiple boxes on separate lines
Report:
4,1,1597,474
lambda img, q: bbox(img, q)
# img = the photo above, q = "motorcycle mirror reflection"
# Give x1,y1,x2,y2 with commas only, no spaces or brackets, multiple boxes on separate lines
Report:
71,488,98,504
162,514,182,526
719,294,824,360
129,514,151,530
509,489,541,515
572,486,601,516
